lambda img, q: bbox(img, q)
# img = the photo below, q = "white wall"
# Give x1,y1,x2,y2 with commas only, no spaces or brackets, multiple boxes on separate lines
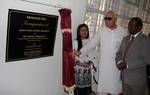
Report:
0,0,87,95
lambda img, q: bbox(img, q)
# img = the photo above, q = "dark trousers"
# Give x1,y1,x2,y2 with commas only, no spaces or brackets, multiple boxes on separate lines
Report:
123,83,145,95
74,86,91,95
146,65,150,94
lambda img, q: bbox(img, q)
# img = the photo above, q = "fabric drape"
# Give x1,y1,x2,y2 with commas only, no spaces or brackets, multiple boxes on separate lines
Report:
59,8,75,92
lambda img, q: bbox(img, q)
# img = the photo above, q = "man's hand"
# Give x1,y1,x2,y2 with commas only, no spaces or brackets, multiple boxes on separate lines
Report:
116,61,127,70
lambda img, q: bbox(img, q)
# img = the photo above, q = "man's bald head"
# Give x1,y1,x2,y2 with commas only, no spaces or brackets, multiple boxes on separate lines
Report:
105,10,117,20
104,10,117,30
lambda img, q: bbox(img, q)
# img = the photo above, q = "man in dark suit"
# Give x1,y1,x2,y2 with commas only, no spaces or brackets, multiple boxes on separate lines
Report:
115,17,150,95
147,64,150,94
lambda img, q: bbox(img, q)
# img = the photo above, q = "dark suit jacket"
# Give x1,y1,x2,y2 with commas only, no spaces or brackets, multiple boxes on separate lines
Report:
116,32,150,86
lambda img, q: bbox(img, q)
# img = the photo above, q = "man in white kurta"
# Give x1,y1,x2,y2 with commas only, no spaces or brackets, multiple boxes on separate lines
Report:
74,11,128,95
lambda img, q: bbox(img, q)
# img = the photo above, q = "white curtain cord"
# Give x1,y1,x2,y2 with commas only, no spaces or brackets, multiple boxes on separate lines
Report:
68,90,74,95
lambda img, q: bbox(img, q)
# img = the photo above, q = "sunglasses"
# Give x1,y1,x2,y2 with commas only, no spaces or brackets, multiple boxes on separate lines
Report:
104,17,112,20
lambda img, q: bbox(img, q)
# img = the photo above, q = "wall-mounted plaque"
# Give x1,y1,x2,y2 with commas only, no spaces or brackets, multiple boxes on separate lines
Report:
6,9,58,62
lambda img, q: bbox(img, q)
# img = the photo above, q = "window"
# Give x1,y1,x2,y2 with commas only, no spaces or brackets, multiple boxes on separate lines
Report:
84,0,150,36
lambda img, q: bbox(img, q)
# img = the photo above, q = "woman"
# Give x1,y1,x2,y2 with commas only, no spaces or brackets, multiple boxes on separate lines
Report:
73,24,92,95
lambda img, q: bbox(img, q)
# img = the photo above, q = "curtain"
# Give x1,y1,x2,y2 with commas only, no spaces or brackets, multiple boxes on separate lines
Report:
59,8,75,94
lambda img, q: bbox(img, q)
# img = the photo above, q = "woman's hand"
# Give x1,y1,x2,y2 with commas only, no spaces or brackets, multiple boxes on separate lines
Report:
70,49,81,58
77,61,91,68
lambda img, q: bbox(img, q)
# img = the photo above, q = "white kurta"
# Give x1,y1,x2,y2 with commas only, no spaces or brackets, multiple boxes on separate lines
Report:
80,25,127,94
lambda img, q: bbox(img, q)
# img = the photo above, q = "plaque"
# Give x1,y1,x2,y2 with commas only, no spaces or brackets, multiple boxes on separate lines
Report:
6,9,58,62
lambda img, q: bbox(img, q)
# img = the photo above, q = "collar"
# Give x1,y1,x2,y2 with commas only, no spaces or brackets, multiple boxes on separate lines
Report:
132,32,141,38
103,24,118,31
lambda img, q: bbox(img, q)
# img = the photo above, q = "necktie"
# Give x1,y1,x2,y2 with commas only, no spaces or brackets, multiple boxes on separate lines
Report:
120,36,134,81
123,36,134,60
